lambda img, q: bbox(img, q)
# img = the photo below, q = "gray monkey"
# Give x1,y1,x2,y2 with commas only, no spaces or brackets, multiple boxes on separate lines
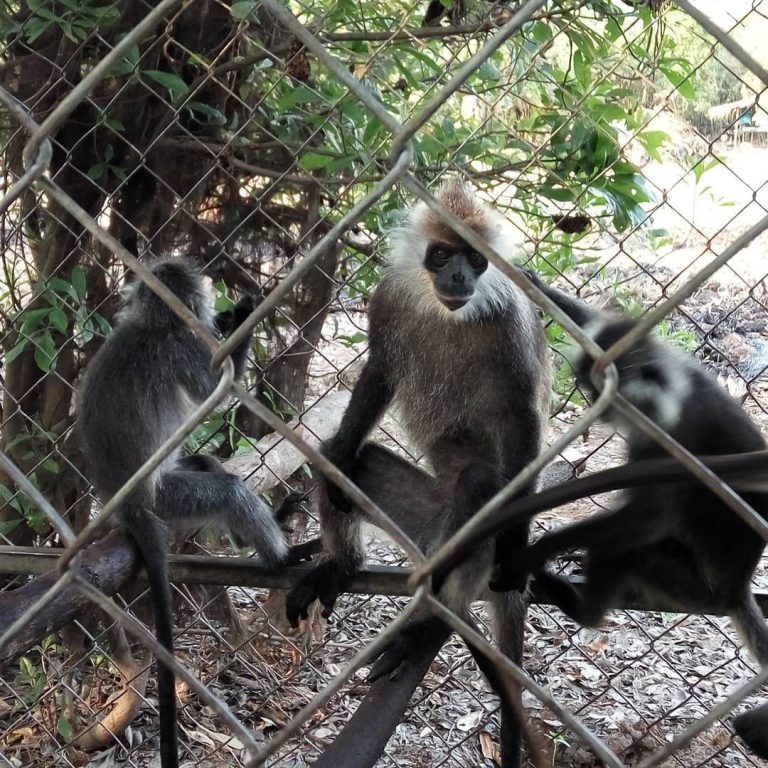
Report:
287,180,550,768
79,259,295,768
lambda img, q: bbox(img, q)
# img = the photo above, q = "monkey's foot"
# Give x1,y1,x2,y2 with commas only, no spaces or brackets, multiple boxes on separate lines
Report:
734,704,768,759
274,492,309,532
285,560,352,627
368,625,423,683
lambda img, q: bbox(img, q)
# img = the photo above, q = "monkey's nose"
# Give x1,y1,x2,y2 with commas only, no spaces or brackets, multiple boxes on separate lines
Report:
452,272,465,284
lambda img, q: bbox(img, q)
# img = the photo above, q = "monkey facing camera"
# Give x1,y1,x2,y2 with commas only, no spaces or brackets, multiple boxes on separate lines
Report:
78,259,299,768
287,179,550,768
506,273,768,761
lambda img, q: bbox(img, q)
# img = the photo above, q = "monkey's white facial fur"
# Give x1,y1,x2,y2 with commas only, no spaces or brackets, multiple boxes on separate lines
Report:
387,182,524,322
572,319,690,432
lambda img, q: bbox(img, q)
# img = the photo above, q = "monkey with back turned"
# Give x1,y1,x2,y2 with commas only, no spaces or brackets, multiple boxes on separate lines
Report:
287,179,550,767
78,260,302,768
496,272,768,760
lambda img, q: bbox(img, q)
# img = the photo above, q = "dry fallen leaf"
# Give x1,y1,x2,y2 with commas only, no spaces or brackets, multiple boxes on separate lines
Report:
479,730,501,765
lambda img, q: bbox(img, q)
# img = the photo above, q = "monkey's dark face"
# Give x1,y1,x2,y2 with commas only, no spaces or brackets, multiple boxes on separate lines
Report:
424,241,488,310
575,320,683,428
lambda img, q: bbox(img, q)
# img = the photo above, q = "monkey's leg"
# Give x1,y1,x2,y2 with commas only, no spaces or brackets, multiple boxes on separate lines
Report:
732,593,768,759
505,501,673,590
490,590,527,768
531,565,621,627
286,443,441,626
734,702,768,759
369,463,497,684
155,470,289,567
286,486,364,625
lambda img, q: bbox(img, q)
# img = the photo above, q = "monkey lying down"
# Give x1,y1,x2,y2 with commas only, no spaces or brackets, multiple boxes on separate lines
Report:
476,273,768,761
78,259,310,768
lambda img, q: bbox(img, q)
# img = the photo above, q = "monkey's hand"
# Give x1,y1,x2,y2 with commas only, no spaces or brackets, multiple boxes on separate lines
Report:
285,559,352,626
231,294,257,328
519,265,542,288
274,492,309,533
214,294,257,337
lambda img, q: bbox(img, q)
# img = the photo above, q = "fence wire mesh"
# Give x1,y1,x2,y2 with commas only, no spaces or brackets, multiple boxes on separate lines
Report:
0,0,767,766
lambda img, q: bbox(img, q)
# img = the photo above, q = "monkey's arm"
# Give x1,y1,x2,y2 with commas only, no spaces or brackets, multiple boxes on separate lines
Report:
215,294,257,379
523,269,598,326
323,355,394,508
487,409,543,591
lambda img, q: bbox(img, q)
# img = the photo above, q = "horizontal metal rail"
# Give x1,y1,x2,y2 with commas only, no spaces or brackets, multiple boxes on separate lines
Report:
1,545,766,617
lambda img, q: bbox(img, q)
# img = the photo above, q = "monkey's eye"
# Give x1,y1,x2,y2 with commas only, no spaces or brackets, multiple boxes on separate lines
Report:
639,363,664,386
466,251,486,269
426,247,451,269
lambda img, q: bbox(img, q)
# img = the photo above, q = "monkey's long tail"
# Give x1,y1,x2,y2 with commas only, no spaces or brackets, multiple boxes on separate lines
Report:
732,592,768,666
122,502,178,768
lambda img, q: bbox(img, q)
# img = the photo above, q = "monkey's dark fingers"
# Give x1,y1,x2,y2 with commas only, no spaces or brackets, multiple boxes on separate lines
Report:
274,491,310,528
285,560,350,626
368,632,418,682
232,294,257,326
519,265,540,286
734,703,768,759
284,538,323,564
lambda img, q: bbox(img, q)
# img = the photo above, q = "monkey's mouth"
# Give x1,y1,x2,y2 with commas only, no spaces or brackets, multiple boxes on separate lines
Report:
437,293,472,311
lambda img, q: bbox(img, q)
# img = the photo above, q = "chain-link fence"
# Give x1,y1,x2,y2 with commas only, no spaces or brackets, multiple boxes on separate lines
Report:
0,0,767,766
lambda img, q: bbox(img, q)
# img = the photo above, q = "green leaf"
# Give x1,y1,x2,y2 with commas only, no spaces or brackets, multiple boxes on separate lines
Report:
298,152,331,171
230,0,254,20
529,20,553,45
24,17,51,42
57,714,73,742
70,266,87,300
18,308,51,335
276,86,325,111
94,313,112,335
33,332,56,373
186,101,226,124
214,295,234,312
143,70,189,101
635,130,669,162
87,163,105,180
337,331,368,347
477,59,501,81
5,339,29,365
0,518,21,536
108,45,139,77
49,307,68,334
538,186,575,203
